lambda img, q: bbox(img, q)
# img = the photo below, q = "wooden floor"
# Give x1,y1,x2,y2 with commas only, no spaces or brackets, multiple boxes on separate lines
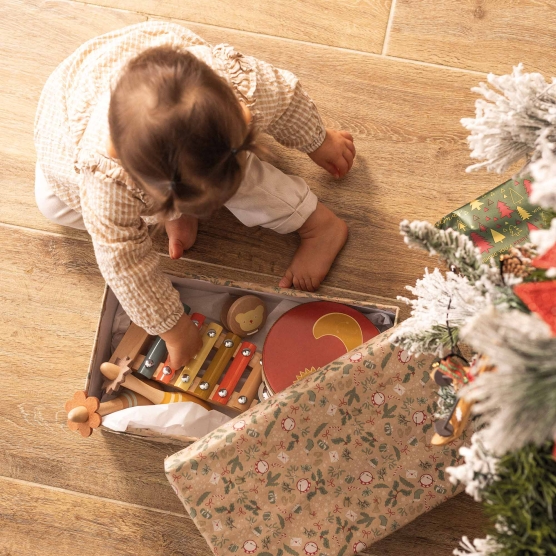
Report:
2,0,556,553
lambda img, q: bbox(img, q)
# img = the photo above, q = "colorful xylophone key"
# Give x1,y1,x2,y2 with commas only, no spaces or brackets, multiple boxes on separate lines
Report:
228,352,263,411
172,321,224,391
211,341,256,406
153,312,207,384
193,332,242,399
137,303,191,379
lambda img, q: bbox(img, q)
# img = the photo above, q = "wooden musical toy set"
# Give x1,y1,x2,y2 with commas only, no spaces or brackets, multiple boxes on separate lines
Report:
66,295,269,436
65,273,398,439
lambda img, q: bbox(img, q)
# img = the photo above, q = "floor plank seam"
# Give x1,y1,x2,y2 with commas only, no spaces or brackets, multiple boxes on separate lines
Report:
64,0,487,76
0,475,188,518
0,221,92,243
0,224,399,303
381,0,397,56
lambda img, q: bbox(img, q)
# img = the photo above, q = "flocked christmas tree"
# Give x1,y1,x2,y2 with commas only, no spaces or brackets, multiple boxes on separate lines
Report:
391,64,556,555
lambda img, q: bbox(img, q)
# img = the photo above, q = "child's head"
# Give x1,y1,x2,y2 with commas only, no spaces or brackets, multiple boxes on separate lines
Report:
109,45,257,218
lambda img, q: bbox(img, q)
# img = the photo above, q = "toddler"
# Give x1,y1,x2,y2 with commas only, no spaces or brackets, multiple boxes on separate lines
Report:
35,21,354,368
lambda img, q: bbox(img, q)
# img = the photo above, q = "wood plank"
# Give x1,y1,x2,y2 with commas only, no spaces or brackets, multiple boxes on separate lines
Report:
0,225,187,513
0,0,145,237
387,0,556,75
0,477,210,555
148,19,514,301
74,0,393,53
369,493,485,555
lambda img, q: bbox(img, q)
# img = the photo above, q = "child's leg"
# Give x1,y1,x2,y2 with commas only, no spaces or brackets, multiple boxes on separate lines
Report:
225,153,348,291
35,163,86,230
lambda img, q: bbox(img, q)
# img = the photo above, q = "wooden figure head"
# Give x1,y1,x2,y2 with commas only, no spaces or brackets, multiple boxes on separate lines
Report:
220,295,267,337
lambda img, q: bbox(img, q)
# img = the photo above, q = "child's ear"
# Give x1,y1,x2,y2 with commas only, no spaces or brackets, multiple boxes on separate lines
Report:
106,136,118,159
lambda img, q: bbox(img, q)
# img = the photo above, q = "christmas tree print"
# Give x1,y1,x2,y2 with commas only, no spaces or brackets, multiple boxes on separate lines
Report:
523,179,533,196
470,200,483,210
509,188,524,204
470,232,493,253
527,222,539,232
491,229,505,243
517,206,531,220
497,200,514,218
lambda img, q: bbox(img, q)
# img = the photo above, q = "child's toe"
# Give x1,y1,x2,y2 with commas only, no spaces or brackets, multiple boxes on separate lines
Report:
279,270,294,289
169,239,184,260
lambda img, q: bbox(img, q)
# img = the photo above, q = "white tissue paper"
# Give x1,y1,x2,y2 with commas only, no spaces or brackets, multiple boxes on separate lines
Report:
101,402,231,437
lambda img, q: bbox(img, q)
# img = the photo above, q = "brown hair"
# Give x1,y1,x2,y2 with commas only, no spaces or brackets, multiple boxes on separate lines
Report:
109,45,258,218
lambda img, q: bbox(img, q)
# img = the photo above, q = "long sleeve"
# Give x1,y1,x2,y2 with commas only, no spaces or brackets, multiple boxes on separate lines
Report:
250,59,327,154
79,165,183,335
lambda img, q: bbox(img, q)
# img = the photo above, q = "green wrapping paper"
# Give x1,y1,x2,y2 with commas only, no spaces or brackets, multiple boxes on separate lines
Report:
436,177,552,262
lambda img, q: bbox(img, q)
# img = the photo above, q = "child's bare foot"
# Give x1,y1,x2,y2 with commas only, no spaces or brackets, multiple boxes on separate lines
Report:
165,215,198,259
279,202,348,292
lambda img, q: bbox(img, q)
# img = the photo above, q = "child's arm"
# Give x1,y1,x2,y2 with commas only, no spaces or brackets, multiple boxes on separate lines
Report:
245,56,355,177
79,166,201,367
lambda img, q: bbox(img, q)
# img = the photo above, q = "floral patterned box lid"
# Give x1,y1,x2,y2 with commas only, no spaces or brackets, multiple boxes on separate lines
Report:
165,328,467,555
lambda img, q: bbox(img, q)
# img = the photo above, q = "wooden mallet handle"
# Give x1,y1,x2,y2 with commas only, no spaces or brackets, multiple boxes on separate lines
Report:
100,363,211,409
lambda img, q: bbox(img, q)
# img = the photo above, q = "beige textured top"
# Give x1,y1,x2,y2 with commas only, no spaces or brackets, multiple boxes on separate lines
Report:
34,21,326,335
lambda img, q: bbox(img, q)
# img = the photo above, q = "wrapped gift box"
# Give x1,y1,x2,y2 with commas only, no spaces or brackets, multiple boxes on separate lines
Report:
436,176,552,262
165,328,467,555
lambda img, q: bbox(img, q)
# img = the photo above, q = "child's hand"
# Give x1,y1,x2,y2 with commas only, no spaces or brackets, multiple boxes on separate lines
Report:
160,313,203,369
308,129,355,179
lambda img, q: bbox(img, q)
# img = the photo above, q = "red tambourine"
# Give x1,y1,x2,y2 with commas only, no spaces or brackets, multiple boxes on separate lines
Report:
262,301,380,394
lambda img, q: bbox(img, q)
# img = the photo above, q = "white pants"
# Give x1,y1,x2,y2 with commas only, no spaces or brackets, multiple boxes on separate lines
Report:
35,153,318,234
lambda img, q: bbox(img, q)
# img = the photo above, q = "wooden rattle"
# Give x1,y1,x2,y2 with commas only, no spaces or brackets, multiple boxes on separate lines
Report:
100,362,211,410
220,295,267,337
67,390,153,424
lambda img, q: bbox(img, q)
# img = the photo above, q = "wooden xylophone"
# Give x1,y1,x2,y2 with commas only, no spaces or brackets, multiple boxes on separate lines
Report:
107,311,263,414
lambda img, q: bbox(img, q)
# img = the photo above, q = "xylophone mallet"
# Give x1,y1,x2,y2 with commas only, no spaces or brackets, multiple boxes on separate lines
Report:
100,362,211,409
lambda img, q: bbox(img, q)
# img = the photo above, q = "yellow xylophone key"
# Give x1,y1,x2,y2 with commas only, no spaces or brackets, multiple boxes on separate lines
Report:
193,332,242,400
173,322,223,391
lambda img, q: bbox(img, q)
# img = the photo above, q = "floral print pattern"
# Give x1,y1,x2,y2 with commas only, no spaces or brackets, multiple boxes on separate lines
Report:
165,328,467,555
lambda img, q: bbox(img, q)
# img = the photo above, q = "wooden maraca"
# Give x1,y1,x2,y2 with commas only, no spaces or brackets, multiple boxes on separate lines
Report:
220,295,267,337
100,362,211,409
67,391,153,423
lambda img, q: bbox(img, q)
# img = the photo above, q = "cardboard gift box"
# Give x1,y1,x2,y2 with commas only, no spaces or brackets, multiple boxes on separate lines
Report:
83,272,399,445
165,328,467,556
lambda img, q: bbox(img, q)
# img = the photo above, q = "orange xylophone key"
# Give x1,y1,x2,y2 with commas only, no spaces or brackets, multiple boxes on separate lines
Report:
211,341,256,406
